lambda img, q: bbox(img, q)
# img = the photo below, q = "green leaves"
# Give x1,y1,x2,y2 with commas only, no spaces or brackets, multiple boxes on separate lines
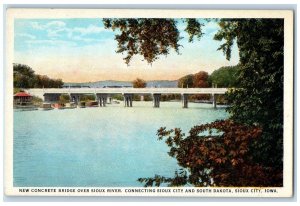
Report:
209,65,241,88
13,63,63,89
184,19,204,42
103,18,204,65
213,19,239,60
224,19,284,169
177,74,194,88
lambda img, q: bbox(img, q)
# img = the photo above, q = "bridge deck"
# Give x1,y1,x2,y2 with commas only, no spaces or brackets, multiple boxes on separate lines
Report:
27,88,228,96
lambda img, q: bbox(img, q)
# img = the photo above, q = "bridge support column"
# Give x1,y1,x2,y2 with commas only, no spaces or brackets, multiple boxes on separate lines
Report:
70,94,81,106
123,94,133,107
75,95,80,107
69,94,72,103
102,94,107,107
181,94,189,108
97,96,102,107
107,96,112,104
70,95,75,103
96,94,108,107
153,94,161,108
212,94,217,109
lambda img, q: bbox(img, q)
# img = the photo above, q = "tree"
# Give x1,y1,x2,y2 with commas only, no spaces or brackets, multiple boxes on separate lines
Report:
177,71,210,100
14,63,64,88
193,71,209,88
59,94,70,104
80,95,96,101
177,74,194,88
139,120,282,187
209,65,240,88
214,19,284,170
13,63,35,88
105,18,284,186
13,63,35,77
103,18,203,65
132,78,147,88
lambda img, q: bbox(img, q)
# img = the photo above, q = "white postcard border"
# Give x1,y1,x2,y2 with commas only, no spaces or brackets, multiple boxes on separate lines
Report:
5,8,294,197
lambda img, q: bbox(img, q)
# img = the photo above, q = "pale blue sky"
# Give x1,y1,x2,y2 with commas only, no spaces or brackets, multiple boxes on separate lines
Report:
14,18,239,82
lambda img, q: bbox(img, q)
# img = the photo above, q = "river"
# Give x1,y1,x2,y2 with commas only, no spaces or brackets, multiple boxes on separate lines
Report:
13,101,228,187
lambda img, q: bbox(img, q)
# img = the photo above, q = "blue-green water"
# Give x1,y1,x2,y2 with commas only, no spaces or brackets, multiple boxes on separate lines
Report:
13,101,228,187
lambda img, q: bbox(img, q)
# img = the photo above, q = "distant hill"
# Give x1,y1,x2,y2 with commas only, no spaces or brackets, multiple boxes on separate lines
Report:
146,80,178,88
63,81,132,88
63,80,178,88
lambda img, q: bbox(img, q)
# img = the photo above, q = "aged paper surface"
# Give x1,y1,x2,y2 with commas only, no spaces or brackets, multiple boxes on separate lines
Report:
5,8,293,197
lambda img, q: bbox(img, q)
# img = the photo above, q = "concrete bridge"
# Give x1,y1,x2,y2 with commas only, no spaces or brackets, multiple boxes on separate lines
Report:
26,88,228,108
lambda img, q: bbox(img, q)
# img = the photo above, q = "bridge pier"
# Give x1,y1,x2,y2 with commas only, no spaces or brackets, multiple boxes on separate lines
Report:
70,94,82,106
96,94,108,107
107,96,112,104
124,94,133,107
212,94,217,108
153,94,161,108
181,94,189,108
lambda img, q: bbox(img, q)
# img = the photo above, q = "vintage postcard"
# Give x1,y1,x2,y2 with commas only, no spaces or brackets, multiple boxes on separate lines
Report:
4,8,294,197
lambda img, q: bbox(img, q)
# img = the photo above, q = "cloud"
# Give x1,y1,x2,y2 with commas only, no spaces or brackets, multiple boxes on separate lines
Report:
32,21,110,42
60,24,111,43
46,21,66,28
69,35,104,43
25,39,77,47
31,21,66,30
16,33,36,40
72,25,107,36
31,21,68,39
47,28,66,38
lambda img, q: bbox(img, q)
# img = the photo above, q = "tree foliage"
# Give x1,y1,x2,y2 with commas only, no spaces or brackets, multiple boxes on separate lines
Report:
13,63,35,88
193,71,209,88
177,71,210,100
103,18,204,65
177,74,194,88
14,63,64,88
161,94,181,101
177,71,210,89
213,20,239,61
209,65,241,88
132,78,147,88
139,120,282,187
215,19,284,169
33,74,63,88
59,94,71,104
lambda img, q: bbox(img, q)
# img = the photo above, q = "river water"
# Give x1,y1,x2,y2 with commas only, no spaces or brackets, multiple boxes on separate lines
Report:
13,101,228,187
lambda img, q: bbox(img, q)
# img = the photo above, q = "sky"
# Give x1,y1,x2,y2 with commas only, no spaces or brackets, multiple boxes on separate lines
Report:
14,18,239,82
